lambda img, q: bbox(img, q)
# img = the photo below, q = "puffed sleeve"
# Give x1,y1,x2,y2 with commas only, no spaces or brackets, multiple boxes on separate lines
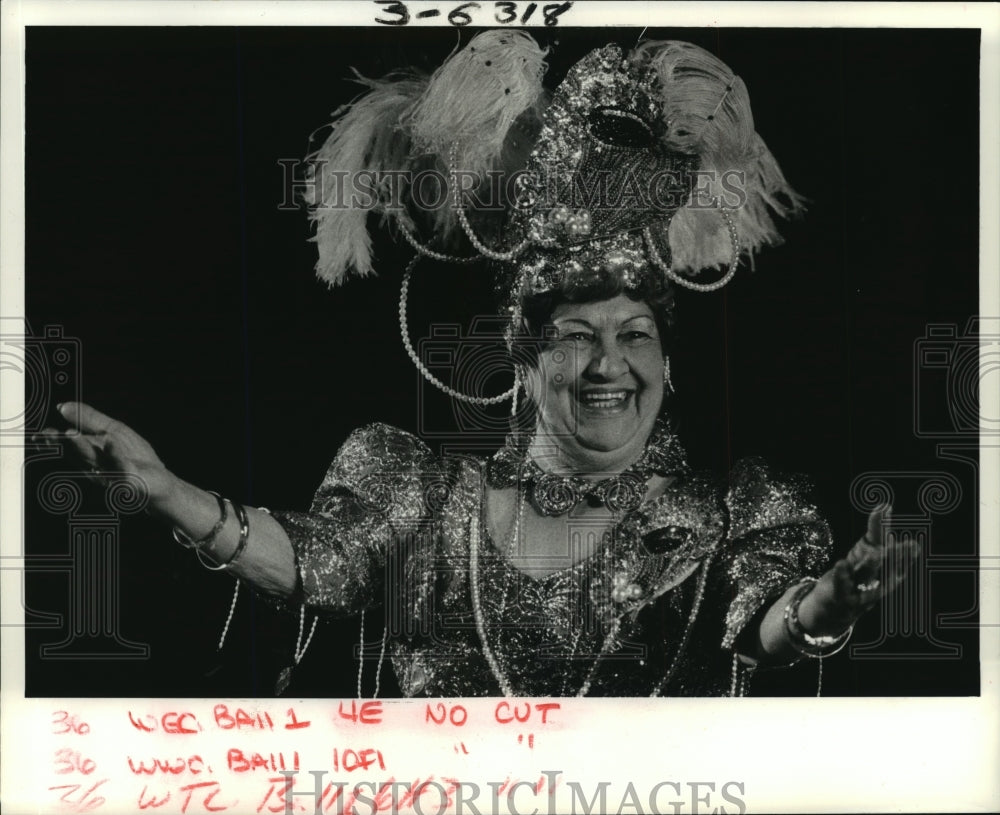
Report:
266,423,437,617
715,457,832,650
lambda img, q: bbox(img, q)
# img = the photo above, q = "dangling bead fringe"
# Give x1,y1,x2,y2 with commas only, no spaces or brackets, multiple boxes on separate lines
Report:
217,579,240,651
729,652,754,697
356,610,366,700
354,612,389,699
373,624,388,699
294,603,318,664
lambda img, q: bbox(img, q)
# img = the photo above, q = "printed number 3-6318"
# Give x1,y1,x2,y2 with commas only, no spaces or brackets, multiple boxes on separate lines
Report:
375,1,574,27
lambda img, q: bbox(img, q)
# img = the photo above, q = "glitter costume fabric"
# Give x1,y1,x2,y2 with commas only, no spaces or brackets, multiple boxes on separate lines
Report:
268,424,831,697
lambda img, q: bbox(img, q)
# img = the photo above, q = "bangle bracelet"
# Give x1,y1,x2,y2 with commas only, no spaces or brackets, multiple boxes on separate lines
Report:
196,500,250,572
173,491,227,550
783,578,854,659
226,501,251,569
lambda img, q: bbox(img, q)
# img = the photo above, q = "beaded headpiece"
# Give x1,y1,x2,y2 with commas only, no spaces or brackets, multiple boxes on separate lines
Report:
305,32,804,404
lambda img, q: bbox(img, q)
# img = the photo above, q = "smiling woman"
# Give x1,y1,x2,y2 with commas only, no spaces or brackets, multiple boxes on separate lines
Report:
527,297,666,461
31,30,928,698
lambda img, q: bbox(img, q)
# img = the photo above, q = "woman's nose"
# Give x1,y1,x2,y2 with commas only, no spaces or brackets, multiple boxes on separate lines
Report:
587,339,628,380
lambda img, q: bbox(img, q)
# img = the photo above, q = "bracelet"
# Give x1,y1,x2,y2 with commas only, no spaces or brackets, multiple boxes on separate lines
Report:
783,578,854,659
227,501,251,569
172,491,227,550
197,500,250,572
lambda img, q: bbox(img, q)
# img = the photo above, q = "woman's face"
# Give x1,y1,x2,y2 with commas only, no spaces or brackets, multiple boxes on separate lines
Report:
526,294,665,467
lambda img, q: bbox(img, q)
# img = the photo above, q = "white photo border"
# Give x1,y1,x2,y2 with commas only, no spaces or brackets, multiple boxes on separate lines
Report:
2,2,998,814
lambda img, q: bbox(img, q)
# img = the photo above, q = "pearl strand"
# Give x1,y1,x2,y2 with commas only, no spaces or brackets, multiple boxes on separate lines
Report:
448,144,529,261
575,619,622,697
644,208,741,293
469,489,624,698
398,221,481,264
495,486,525,622
469,514,515,696
399,255,517,405
560,627,585,696
650,553,716,697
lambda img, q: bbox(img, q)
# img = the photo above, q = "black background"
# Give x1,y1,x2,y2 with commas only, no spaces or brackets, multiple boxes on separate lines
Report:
23,25,981,697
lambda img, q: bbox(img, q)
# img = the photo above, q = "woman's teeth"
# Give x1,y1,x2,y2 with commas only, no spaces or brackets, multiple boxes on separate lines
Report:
580,391,630,409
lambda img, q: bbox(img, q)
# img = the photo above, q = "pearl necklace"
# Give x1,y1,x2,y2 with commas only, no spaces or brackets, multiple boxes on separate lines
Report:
469,487,622,697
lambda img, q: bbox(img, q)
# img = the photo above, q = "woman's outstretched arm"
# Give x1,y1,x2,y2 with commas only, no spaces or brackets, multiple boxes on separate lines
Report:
755,504,921,662
33,401,298,597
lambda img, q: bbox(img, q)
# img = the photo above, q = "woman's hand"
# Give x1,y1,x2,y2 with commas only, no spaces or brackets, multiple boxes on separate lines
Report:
31,401,177,509
32,402,298,596
797,504,921,637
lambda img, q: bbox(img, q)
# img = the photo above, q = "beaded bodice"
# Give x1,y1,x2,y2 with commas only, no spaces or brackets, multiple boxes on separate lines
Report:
268,423,832,697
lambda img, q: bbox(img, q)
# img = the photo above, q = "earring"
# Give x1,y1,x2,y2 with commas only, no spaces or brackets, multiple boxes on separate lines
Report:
663,355,674,393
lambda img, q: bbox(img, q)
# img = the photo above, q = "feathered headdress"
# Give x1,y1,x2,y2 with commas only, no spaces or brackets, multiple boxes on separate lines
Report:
305,31,549,284
305,31,804,403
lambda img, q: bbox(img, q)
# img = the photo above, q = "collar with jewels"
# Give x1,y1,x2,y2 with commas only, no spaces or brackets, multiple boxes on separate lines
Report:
485,420,689,516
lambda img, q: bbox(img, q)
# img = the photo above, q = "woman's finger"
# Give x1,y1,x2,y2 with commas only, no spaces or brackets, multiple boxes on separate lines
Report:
831,558,856,602
865,503,892,545
847,539,881,574
59,431,106,467
848,504,893,574
29,428,107,468
29,428,64,443
56,401,121,435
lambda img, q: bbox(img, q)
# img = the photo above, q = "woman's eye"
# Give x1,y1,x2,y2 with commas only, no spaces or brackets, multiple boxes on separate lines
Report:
561,332,593,343
621,330,653,343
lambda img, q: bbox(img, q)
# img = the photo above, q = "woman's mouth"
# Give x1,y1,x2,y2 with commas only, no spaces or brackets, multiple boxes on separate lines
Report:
577,389,634,414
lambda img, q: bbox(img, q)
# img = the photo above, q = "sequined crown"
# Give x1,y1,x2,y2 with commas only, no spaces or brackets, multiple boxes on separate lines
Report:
509,44,698,297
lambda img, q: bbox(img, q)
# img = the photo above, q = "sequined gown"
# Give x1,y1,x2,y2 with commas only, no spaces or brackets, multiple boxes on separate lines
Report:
268,424,831,697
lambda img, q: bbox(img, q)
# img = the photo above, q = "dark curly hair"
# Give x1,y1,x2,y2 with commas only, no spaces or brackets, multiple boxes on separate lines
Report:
513,269,675,362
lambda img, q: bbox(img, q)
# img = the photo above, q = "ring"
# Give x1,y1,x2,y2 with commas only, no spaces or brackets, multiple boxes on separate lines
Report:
856,579,880,593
